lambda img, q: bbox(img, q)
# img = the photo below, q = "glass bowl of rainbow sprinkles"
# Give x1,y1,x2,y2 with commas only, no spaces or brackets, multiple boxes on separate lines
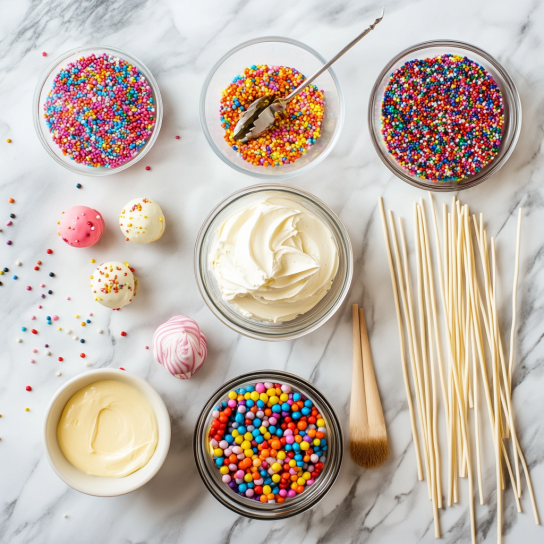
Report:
193,370,343,520
200,37,345,179
369,40,521,191
33,45,163,176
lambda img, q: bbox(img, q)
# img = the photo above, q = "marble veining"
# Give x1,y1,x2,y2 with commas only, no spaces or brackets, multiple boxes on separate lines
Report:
0,0,543,542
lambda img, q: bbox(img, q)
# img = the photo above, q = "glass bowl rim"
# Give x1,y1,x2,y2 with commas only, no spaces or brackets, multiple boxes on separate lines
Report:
193,369,344,520
368,39,522,192
193,182,354,341
198,35,345,180
33,43,163,177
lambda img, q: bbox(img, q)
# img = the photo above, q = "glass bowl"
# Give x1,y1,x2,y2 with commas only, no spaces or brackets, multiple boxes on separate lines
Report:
194,184,353,341
33,44,163,176
199,37,344,180
368,40,521,192
193,370,343,519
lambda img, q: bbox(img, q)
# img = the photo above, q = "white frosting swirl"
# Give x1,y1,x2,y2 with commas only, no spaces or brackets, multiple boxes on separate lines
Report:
153,316,207,379
209,196,339,323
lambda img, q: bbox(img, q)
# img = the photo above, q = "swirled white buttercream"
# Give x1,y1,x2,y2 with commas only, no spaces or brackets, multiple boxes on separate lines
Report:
209,196,339,323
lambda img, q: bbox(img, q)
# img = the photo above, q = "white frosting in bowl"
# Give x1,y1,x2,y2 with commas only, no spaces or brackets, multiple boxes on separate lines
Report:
209,197,339,323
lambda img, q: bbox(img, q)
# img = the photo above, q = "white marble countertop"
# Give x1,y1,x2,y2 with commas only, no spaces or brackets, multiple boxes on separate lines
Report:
1,0,543,542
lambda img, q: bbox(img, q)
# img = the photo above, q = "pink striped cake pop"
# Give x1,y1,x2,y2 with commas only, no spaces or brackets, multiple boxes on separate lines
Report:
153,316,207,380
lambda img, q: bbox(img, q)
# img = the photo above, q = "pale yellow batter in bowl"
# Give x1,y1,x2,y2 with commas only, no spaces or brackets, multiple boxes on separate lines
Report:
43,369,171,496
57,380,158,478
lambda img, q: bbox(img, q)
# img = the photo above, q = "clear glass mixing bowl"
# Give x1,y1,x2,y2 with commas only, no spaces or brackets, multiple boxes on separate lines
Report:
193,370,343,519
368,40,521,192
200,37,344,179
33,44,163,176
194,184,353,341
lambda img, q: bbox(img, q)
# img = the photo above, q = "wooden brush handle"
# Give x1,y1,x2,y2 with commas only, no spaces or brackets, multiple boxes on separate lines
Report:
359,307,386,428
350,304,369,434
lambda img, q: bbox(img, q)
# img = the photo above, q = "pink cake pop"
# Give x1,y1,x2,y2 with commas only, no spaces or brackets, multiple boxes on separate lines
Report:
153,316,207,380
58,206,104,248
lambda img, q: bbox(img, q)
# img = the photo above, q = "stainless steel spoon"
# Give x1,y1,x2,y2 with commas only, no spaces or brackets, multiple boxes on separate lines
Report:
232,7,385,143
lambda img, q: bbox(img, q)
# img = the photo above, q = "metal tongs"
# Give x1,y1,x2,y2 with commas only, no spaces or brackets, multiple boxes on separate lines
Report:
232,8,385,143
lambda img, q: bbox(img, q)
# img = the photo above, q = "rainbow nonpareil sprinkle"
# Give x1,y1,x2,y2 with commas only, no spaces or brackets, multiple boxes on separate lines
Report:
220,65,324,167
43,53,156,168
381,54,504,182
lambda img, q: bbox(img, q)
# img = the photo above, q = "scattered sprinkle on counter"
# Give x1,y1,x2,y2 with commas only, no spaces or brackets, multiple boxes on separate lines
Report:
26,386,32,391
220,65,324,167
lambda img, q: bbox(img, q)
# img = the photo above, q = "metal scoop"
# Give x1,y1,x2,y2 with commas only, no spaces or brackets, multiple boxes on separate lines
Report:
232,8,385,143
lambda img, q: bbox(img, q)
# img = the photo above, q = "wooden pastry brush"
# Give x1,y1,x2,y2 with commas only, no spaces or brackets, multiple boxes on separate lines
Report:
350,304,389,468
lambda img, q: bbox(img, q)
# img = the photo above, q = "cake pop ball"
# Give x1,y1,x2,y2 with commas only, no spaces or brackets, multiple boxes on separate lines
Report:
153,316,207,380
90,261,137,309
58,206,104,248
119,198,165,244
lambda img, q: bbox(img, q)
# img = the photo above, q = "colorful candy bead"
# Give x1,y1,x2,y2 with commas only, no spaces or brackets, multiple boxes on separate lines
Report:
209,381,327,504
220,65,324,167
43,53,156,168
381,54,504,182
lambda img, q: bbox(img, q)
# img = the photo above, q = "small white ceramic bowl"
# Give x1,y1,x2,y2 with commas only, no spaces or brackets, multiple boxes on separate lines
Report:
43,369,171,497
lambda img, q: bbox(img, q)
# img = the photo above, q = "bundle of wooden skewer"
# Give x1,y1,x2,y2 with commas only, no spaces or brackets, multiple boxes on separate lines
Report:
378,194,540,543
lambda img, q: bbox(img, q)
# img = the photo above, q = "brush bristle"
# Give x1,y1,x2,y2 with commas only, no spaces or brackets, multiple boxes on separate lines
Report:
350,430,389,469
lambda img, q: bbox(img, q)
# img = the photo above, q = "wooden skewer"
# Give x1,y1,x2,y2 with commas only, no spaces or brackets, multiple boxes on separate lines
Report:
379,198,423,479
508,209,522,389
417,206,441,530
389,210,432,490
491,238,503,544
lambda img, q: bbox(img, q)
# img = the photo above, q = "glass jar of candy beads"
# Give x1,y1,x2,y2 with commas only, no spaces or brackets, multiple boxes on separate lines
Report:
194,370,343,519
33,45,163,176
369,40,521,191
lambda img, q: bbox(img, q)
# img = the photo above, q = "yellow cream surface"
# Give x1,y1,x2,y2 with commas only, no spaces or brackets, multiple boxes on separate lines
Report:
57,380,158,478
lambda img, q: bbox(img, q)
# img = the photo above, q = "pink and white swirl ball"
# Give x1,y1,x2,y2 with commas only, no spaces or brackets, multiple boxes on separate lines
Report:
153,316,207,380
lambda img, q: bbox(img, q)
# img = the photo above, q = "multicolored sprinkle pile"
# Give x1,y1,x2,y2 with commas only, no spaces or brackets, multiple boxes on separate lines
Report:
43,53,156,168
209,381,327,503
381,54,504,182
220,65,324,167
